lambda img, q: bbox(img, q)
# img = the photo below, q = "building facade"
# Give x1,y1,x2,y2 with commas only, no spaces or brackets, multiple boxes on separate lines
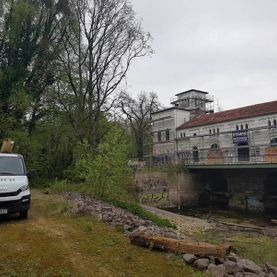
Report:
150,89,277,165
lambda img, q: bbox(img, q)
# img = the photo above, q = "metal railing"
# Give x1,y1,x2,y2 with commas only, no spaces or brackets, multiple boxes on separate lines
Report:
177,144,277,165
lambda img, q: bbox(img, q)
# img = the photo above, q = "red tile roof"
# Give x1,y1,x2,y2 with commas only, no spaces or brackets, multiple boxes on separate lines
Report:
177,100,277,130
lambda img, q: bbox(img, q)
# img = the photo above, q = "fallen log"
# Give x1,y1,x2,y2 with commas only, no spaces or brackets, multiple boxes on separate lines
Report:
129,235,231,258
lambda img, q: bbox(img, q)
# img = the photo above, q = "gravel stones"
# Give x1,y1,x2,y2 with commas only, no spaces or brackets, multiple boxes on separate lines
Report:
64,192,180,239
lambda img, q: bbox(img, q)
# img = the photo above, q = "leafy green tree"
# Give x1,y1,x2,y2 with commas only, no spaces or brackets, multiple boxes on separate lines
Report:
0,0,68,132
68,123,132,197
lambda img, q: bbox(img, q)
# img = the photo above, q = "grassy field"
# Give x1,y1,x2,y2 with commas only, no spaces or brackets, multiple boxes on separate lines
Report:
194,229,277,267
0,190,204,277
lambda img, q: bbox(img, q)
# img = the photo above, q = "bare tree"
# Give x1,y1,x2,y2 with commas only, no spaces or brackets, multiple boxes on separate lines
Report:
57,0,152,149
119,91,161,160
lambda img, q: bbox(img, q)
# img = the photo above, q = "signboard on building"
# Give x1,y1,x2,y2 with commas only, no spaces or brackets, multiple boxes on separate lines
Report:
232,130,248,144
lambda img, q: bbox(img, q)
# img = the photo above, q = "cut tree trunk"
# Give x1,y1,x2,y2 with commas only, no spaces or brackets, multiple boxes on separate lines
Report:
130,235,231,258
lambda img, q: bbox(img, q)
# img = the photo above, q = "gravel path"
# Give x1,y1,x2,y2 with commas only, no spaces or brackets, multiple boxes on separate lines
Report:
141,205,214,237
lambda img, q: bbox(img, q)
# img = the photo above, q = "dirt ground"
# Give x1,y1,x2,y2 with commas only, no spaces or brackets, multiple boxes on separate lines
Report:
0,190,204,277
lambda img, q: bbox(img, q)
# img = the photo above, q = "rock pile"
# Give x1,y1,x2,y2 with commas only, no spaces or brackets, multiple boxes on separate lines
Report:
64,192,179,238
183,252,277,277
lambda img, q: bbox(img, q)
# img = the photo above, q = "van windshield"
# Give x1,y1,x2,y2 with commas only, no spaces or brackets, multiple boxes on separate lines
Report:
0,157,25,175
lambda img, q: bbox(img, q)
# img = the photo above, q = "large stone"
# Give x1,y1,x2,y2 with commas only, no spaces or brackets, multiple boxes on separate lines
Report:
224,260,244,274
237,258,262,274
208,263,226,277
193,258,210,270
183,253,197,264
265,263,277,275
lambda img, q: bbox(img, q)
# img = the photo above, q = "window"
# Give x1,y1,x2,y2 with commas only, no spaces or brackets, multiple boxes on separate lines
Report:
274,120,277,126
210,143,219,151
236,125,239,130
271,138,277,146
245,124,248,130
192,146,199,162
158,131,161,142
209,129,212,134
0,157,25,175
183,132,186,138
165,130,170,141
180,133,183,138
240,124,243,130
213,128,215,134
217,128,219,134
193,133,197,136
268,120,272,128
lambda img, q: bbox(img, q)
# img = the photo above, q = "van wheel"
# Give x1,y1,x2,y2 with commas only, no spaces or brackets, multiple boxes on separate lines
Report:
19,211,28,219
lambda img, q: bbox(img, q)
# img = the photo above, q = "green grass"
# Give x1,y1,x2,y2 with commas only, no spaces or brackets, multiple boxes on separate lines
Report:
49,180,175,229
0,190,205,276
231,234,277,266
106,197,175,229
193,229,277,266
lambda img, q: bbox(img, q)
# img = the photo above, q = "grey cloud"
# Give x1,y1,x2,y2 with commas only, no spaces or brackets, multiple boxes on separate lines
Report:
127,0,277,110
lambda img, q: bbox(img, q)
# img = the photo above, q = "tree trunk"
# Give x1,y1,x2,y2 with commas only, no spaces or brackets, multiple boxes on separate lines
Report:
130,235,231,258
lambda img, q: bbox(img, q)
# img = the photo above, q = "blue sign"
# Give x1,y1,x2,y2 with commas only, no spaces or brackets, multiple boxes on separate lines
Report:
232,130,248,144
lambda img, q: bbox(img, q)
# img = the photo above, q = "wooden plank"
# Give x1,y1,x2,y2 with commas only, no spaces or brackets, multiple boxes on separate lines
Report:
1,139,14,153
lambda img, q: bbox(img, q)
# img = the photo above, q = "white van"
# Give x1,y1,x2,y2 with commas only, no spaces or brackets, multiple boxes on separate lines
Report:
0,153,31,219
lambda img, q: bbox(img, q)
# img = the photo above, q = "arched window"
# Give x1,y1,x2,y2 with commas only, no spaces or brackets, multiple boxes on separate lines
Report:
268,120,272,127
271,138,277,146
213,128,215,134
180,133,183,138
209,129,212,134
217,128,219,133
274,120,277,126
211,143,219,150
236,125,239,130
245,124,248,130
240,124,243,130
183,132,186,138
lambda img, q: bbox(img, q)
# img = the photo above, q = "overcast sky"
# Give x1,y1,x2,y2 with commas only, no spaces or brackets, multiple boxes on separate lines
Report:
126,0,277,111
